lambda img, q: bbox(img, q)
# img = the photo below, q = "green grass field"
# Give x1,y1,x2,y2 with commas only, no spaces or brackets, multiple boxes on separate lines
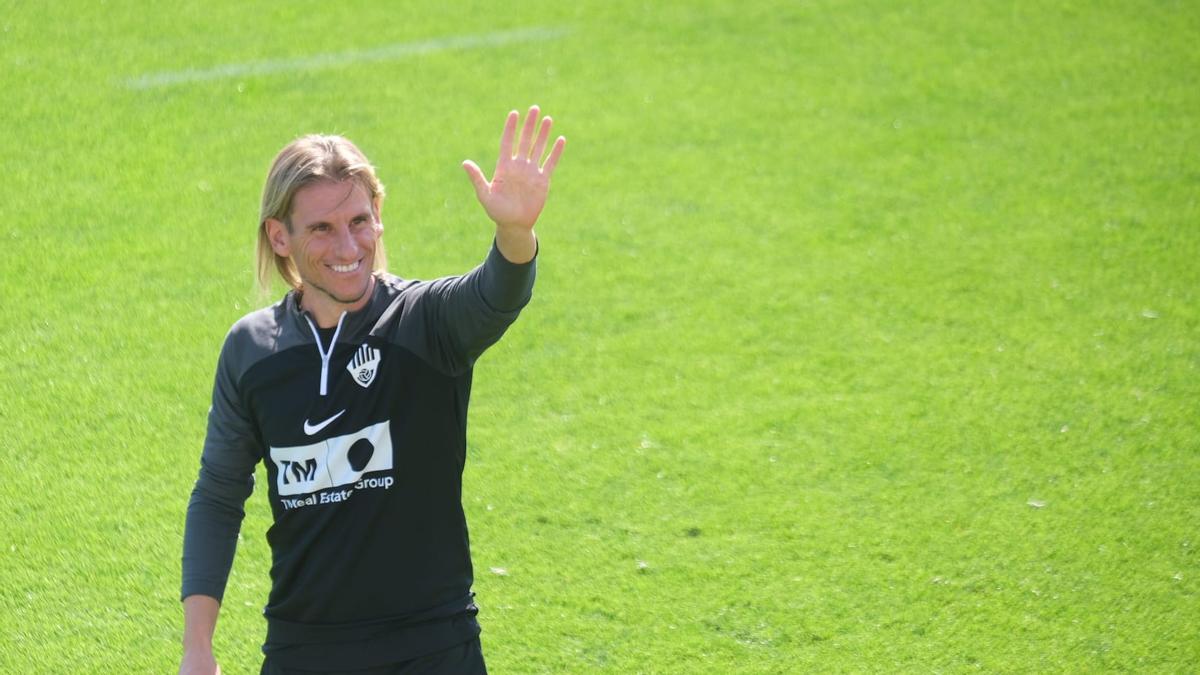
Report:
2,1,1198,672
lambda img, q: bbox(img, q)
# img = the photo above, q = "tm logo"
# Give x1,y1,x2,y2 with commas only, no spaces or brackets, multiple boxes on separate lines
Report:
280,458,318,485
270,420,394,497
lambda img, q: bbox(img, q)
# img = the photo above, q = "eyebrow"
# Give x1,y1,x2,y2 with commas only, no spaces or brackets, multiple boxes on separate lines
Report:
302,211,373,231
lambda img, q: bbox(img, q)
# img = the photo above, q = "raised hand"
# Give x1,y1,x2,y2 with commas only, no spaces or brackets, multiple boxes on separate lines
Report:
463,105,566,232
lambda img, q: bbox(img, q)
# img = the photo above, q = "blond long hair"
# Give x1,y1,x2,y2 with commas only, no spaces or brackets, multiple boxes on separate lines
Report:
256,135,388,292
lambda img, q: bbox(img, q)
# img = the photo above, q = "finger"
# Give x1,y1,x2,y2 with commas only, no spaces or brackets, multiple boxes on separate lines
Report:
531,116,552,165
541,136,566,176
518,105,539,159
461,160,490,200
498,111,518,162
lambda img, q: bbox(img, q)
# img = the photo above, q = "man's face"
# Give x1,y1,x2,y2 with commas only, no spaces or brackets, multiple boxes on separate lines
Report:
266,179,382,320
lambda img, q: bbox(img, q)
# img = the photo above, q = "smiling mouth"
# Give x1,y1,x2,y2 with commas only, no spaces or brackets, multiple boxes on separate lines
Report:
329,260,362,273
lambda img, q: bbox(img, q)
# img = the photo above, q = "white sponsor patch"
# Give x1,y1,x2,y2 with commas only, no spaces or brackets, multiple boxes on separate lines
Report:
270,420,392,497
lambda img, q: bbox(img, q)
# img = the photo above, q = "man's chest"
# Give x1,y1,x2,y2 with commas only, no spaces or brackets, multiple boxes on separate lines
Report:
240,339,470,507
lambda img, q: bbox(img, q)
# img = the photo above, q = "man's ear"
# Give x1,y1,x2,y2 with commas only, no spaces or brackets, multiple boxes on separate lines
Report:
265,218,292,257
373,197,385,234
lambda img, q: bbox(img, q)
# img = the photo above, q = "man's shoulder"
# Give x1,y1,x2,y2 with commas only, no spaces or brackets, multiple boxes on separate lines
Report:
218,297,297,371
374,271,424,297
373,268,475,306
369,272,442,318
227,298,287,341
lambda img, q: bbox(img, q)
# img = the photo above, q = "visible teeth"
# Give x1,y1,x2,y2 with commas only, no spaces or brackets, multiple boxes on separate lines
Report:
331,261,360,273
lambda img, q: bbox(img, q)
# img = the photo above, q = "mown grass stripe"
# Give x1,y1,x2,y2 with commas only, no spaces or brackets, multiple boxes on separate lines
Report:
123,26,569,90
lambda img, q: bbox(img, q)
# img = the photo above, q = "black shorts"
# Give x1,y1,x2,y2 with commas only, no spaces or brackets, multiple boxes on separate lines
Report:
260,637,486,675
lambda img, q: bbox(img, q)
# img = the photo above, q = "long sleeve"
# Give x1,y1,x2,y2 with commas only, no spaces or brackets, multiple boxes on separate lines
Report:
474,238,538,314
181,330,262,602
397,240,536,375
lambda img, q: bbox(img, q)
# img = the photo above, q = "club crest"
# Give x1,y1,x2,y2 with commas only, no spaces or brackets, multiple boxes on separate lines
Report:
346,343,381,388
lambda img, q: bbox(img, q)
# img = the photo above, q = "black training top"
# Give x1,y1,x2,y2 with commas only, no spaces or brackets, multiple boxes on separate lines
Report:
182,242,534,670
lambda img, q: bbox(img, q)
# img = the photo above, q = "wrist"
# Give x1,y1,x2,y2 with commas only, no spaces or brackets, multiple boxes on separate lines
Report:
182,628,213,650
494,226,537,264
182,639,213,653
494,222,534,237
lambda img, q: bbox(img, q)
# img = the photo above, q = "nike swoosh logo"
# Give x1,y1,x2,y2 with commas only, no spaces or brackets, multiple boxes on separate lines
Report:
303,409,346,435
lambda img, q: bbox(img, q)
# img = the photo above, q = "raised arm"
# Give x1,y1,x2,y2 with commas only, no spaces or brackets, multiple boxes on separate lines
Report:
462,105,566,264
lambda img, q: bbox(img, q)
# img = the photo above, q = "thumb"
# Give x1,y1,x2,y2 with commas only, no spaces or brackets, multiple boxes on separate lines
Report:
461,160,490,201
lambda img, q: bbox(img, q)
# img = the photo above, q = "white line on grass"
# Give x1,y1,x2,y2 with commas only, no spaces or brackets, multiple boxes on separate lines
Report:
123,26,569,90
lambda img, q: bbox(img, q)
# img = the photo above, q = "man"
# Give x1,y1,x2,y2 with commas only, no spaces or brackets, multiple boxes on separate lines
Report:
180,106,565,674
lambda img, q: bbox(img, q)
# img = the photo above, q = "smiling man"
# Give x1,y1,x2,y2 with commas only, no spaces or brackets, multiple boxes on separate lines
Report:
268,179,382,314
180,107,564,675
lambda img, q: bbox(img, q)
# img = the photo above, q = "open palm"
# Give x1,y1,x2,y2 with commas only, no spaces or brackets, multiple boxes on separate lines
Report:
463,106,566,230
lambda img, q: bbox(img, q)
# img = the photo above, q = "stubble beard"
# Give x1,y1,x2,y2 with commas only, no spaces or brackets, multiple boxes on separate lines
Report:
302,272,375,309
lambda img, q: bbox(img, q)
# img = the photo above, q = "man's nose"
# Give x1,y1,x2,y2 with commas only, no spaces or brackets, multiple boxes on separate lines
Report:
333,225,360,258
